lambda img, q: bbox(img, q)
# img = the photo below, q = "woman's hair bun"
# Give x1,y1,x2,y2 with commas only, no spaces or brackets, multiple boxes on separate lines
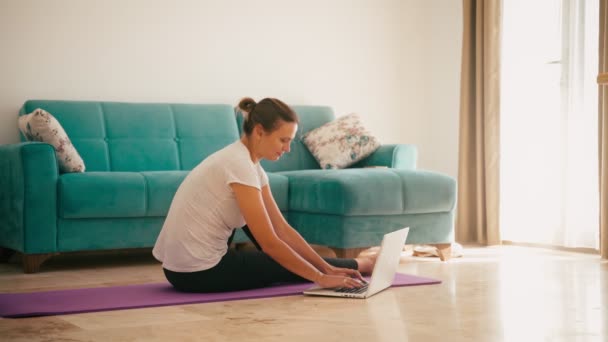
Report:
238,97,257,114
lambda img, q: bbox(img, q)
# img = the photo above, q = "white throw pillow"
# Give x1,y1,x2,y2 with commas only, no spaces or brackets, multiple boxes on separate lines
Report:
302,113,380,169
18,108,86,173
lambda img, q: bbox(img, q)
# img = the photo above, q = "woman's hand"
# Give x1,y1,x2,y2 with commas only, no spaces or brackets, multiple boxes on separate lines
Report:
315,274,365,289
324,265,364,282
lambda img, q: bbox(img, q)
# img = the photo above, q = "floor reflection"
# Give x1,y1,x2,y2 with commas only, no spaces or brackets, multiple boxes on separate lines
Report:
366,290,409,342
497,250,604,340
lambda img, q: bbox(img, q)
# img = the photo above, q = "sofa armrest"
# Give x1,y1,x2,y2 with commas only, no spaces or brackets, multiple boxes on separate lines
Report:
0,142,59,254
351,144,418,170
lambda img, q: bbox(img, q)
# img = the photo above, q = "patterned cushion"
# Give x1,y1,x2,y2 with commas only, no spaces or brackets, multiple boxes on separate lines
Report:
301,113,380,169
18,108,86,173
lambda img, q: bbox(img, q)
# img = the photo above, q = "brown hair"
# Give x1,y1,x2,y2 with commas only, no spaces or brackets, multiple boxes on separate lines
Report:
238,97,299,135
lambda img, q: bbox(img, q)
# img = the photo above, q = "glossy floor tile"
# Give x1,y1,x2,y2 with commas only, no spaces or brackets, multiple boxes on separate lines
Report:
0,246,606,341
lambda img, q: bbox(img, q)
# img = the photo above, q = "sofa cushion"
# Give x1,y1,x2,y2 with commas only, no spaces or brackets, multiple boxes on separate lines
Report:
18,109,86,173
392,169,456,214
267,173,289,211
20,101,240,172
59,172,147,219
20,101,113,172
141,171,189,216
279,169,456,216
59,171,289,219
279,169,404,215
103,103,240,171
60,171,190,218
302,113,380,169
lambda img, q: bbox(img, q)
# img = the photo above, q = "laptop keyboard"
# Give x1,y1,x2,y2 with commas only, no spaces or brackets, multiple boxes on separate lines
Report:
335,284,369,294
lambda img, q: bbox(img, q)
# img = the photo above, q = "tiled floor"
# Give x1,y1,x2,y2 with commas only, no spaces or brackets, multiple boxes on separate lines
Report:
0,246,606,341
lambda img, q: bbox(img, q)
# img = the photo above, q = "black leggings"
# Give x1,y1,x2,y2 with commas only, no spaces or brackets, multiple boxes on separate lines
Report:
163,226,358,293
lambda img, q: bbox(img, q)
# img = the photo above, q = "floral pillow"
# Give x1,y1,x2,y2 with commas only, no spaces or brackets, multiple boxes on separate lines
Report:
18,108,86,173
302,113,381,169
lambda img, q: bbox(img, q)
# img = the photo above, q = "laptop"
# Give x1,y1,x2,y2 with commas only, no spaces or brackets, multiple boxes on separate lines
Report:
303,227,409,299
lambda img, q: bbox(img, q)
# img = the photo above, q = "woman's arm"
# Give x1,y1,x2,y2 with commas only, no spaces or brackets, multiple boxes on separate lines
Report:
261,185,362,281
261,185,334,273
231,183,361,288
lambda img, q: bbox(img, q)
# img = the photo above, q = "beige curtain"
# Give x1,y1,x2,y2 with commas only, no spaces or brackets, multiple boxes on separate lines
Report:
599,0,608,258
456,0,501,245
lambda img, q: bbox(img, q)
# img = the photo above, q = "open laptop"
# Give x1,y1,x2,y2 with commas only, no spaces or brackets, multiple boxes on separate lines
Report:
303,227,409,299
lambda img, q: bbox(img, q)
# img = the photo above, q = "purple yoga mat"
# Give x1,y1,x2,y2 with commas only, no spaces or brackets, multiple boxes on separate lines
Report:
0,273,440,318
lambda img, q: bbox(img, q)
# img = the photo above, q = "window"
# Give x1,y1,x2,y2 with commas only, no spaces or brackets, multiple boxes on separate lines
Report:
500,0,600,249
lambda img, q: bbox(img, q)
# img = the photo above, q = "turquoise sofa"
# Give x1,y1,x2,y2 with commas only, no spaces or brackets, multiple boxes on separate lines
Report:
0,100,456,273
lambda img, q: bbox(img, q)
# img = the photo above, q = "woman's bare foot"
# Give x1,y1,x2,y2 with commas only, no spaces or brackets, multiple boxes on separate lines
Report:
355,250,379,275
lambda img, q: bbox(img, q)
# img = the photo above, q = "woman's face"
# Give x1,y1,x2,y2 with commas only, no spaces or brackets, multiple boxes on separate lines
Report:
255,120,298,161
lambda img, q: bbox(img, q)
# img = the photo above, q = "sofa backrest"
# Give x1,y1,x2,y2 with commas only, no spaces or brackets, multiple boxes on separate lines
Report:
20,100,239,172
235,105,335,172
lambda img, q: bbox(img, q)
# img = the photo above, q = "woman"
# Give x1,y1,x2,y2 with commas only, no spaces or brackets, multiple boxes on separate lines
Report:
153,97,376,292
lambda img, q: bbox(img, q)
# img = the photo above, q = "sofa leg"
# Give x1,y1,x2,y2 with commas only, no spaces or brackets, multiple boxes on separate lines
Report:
432,244,452,261
22,253,56,273
330,247,369,259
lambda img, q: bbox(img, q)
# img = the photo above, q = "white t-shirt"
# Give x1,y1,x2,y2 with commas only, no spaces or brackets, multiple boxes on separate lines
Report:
152,140,269,272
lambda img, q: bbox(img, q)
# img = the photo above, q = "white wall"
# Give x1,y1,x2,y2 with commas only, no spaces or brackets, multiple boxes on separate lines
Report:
0,0,461,177
418,1,462,177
